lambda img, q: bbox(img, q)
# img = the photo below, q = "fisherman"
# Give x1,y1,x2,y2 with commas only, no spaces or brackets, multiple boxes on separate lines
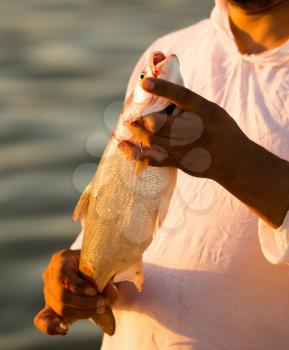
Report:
35,0,289,349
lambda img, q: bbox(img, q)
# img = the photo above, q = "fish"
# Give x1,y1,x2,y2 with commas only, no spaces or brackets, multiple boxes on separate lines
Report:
72,51,184,335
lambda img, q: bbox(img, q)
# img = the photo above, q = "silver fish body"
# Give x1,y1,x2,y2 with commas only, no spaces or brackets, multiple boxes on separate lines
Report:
72,51,184,334
79,121,177,292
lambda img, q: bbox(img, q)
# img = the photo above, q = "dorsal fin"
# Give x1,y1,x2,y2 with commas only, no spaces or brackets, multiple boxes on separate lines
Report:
134,159,149,176
72,183,92,223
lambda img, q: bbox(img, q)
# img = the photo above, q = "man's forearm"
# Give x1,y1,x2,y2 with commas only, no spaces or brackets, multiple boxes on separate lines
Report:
119,77,289,229
216,136,289,228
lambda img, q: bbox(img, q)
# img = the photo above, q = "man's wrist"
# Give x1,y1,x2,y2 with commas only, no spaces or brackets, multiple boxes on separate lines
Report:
211,127,252,185
213,135,289,228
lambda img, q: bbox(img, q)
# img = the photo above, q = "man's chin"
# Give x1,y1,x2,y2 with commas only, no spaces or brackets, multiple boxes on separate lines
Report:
228,0,281,9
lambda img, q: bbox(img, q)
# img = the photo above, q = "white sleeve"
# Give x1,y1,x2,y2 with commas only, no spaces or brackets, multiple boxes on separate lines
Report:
258,210,289,264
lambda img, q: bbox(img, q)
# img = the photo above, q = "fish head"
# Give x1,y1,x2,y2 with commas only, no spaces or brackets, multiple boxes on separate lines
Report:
132,51,183,109
149,51,181,83
119,51,183,148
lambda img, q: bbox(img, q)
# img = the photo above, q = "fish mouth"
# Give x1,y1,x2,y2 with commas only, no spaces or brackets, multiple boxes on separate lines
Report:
152,51,166,66
150,51,178,78
149,52,178,115
150,51,167,77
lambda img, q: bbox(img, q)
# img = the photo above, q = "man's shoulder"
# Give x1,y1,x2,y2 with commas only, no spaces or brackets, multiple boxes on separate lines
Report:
153,19,213,53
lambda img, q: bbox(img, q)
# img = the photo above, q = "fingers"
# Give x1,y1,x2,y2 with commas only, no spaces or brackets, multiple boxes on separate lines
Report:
126,113,180,148
139,113,174,137
40,249,105,327
103,281,119,305
126,114,170,144
44,250,98,297
36,249,120,336
44,263,107,319
126,110,205,153
126,122,170,150
126,121,151,146
34,307,68,336
44,285,106,319
118,140,169,167
46,283,105,311
59,267,97,296
142,77,208,114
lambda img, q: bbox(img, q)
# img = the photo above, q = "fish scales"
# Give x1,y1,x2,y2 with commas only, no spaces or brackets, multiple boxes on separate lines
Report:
80,138,172,290
72,51,184,334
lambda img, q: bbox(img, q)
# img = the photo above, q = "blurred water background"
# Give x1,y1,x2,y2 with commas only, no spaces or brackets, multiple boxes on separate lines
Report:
0,0,213,349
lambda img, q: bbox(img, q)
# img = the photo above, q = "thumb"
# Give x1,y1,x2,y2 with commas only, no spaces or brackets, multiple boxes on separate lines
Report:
34,306,68,336
142,77,206,114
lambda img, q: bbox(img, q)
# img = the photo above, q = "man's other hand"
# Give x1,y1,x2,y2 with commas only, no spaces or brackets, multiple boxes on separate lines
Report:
34,249,118,335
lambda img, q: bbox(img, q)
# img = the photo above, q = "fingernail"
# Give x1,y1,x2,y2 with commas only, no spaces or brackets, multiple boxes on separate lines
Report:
142,78,155,91
97,306,106,314
118,142,126,152
85,287,96,296
58,322,68,332
97,298,105,307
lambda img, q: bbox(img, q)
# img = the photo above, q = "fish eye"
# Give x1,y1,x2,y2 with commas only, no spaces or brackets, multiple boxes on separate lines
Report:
139,73,145,80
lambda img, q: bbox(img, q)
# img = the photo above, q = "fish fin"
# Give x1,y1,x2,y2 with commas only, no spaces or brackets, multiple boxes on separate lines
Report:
72,183,92,223
91,307,116,336
113,258,144,292
156,169,177,230
134,159,149,176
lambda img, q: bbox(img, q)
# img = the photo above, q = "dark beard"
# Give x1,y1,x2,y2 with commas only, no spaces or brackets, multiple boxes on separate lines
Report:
229,0,277,8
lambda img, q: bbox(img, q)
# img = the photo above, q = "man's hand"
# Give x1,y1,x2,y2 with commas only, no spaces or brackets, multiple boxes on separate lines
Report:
118,77,289,228
34,249,118,336
118,77,247,181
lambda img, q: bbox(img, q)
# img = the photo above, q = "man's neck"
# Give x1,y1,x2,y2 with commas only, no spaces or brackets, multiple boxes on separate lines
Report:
228,0,289,54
